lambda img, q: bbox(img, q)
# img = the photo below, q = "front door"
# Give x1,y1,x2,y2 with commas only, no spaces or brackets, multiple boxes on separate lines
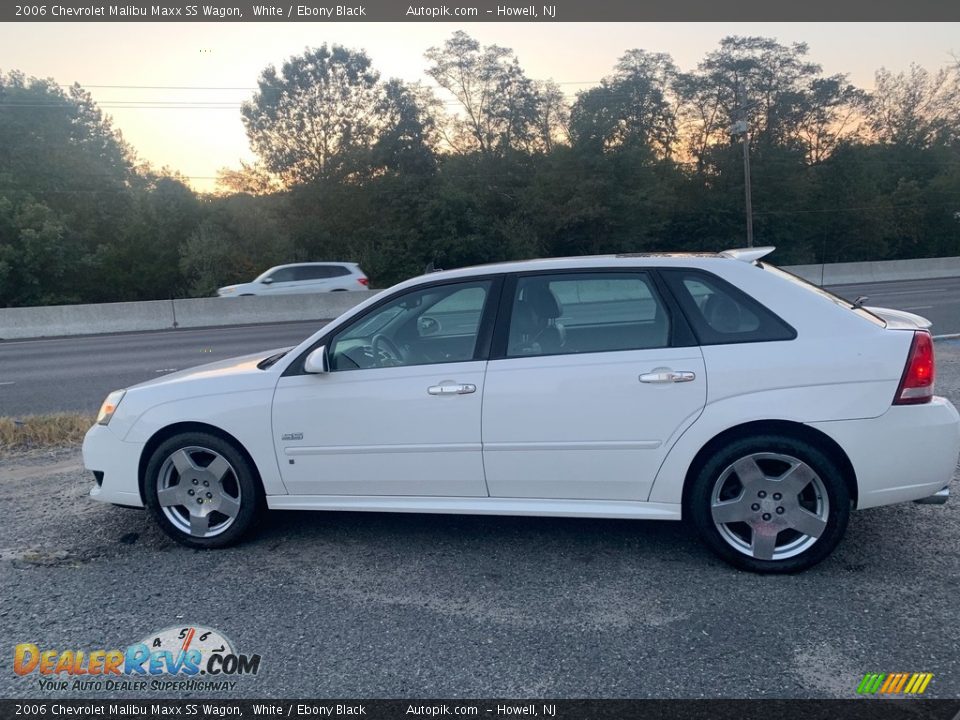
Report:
272,278,497,497
482,271,707,501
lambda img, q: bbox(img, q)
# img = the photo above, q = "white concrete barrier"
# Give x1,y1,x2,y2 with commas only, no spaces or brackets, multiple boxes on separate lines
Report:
2,254,959,340
783,257,960,286
0,291,376,340
172,291,373,329
0,299,176,339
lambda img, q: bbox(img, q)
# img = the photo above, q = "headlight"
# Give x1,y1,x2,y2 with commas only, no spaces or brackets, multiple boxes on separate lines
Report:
96,390,126,425
218,287,236,295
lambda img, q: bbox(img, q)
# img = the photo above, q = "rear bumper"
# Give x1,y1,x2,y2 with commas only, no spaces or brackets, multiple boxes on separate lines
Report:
809,397,960,510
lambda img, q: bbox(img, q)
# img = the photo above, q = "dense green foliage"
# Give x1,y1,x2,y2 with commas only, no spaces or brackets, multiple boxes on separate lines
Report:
1,34,959,306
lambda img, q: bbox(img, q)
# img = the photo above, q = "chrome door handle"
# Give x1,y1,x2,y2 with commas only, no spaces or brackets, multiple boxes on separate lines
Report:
639,370,696,384
428,383,477,396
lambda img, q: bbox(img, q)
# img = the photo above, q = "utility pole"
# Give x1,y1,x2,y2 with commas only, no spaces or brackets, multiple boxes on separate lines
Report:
730,82,754,247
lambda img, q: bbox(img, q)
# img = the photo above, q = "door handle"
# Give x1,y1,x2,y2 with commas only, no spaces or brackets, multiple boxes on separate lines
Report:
639,370,696,384
428,383,477,396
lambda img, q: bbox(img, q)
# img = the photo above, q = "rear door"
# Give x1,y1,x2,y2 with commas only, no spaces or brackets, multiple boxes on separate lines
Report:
481,270,707,501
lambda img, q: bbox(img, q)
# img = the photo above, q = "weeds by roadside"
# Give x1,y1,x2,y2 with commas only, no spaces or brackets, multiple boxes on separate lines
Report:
0,414,94,456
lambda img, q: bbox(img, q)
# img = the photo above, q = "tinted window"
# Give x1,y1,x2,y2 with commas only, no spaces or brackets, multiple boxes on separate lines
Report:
661,269,795,345
266,267,298,283
329,281,491,371
506,273,670,357
294,265,352,281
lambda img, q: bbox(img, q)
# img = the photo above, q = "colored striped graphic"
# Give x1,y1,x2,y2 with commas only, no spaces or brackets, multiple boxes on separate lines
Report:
857,673,933,695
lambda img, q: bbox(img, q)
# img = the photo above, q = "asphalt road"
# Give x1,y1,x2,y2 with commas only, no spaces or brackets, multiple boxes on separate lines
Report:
2,340,959,699
1,277,959,417
0,320,322,417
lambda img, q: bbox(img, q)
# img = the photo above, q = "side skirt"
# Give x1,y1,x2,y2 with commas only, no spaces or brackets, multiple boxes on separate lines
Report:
265,495,682,520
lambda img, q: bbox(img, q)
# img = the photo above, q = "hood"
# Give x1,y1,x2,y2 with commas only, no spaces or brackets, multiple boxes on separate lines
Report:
129,347,291,391
865,306,933,331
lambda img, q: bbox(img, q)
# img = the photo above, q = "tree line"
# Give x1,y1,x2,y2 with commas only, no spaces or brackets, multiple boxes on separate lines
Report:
1,33,959,306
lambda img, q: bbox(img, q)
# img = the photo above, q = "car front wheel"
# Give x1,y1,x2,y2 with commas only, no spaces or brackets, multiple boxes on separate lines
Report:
144,432,262,549
688,435,850,573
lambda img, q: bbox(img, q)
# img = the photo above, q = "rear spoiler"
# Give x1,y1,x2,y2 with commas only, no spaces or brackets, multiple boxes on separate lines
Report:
720,246,776,263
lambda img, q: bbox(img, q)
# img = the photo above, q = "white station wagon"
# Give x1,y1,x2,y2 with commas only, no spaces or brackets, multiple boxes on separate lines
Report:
84,248,959,573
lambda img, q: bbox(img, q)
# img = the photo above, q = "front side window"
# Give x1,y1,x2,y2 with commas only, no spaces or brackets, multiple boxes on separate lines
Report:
506,273,670,358
328,280,492,371
265,267,298,283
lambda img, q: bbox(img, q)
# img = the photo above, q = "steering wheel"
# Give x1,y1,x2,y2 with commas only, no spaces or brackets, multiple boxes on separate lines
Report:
371,333,404,366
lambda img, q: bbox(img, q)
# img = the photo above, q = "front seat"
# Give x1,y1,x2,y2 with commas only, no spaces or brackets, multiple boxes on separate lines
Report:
514,283,566,354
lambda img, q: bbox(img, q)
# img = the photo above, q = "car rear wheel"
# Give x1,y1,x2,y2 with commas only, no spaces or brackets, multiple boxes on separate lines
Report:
144,432,262,549
688,435,850,573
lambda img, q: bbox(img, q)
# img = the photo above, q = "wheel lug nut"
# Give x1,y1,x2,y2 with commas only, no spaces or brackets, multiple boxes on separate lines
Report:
762,513,771,521
773,493,782,500
203,480,209,487
188,489,195,496
197,498,203,504
192,479,199,485
776,507,785,515
758,491,767,498
751,503,760,511
206,492,212,499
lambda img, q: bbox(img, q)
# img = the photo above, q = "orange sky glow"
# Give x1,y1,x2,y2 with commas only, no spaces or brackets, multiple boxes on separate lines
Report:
3,22,958,191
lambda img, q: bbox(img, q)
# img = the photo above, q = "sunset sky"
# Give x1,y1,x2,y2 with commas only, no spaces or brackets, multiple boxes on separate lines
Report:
3,22,958,191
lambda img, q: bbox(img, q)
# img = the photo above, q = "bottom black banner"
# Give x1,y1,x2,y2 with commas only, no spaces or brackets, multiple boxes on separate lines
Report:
2,700,959,720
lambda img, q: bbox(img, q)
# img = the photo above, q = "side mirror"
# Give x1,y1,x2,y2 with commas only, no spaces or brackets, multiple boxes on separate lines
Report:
304,346,330,374
261,277,274,285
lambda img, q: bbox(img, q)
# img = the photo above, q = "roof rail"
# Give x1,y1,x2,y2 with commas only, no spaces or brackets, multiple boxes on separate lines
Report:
719,246,776,263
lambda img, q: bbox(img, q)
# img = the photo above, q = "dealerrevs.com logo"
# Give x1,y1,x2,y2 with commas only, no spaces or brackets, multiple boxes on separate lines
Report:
13,625,261,692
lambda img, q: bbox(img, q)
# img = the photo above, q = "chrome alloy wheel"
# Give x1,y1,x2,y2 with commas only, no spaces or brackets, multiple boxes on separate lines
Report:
710,452,830,561
157,446,242,538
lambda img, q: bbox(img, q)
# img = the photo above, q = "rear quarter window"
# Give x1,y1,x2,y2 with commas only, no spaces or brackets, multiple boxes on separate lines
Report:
661,268,796,345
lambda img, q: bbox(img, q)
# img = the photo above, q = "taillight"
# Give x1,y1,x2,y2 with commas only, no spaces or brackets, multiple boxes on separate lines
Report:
357,277,369,286
893,331,934,405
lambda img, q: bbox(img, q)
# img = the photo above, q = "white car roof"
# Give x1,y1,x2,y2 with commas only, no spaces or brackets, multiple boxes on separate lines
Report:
269,261,359,269
404,247,775,285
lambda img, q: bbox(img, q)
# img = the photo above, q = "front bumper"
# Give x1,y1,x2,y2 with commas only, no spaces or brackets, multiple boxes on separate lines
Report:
82,423,145,507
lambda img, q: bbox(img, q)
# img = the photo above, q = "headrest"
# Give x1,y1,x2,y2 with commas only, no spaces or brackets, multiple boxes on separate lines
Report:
703,293,741,333
523,284,561,319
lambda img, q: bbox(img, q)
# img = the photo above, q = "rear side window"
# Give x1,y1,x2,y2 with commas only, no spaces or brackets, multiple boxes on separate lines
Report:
295,265,351,281
506,272,670,357
661,269,795,345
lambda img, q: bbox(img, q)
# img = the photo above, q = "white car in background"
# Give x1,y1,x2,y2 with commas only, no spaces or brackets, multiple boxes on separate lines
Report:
85,248,959,573
216,262,369,296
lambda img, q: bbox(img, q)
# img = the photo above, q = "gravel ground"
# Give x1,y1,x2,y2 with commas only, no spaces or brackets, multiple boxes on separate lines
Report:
2,340,959,700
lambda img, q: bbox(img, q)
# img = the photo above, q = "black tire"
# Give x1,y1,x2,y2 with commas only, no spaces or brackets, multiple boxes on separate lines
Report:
144,432,263,549
687,434,850,573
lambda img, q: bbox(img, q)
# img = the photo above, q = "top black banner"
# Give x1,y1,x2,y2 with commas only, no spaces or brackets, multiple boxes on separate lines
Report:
4,0,960,22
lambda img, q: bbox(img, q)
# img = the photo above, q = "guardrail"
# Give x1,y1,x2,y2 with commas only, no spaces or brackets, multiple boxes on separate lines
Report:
2,254,959,340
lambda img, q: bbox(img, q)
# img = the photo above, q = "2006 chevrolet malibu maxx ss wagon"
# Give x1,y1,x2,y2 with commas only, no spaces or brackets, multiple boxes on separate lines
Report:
83,247,960,573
